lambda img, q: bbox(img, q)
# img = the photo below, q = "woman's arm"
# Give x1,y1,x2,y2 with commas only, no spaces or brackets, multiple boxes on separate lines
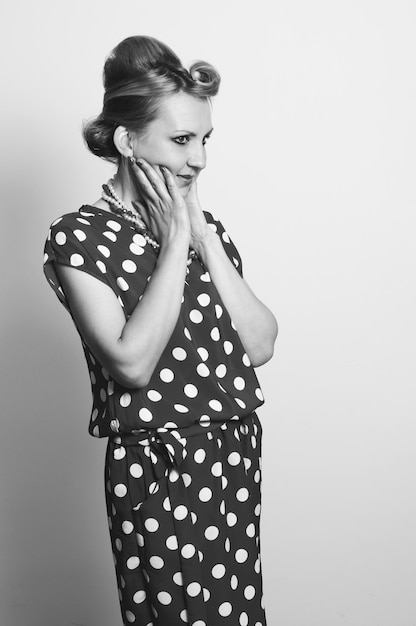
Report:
197,230,277,366
186,185,278,367
56,232,189,388
56,161,192,388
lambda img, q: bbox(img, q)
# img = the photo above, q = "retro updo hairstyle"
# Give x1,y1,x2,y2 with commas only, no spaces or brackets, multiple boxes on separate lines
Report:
83,35,221,162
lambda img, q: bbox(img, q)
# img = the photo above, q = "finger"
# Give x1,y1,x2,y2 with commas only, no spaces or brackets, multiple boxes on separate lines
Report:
135,160,173,204
160,166,182,200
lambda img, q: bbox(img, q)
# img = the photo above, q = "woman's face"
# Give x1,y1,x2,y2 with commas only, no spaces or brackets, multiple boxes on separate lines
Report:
131,92,213,197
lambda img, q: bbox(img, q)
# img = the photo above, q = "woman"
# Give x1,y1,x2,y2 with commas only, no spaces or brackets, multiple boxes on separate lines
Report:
44,35,277,626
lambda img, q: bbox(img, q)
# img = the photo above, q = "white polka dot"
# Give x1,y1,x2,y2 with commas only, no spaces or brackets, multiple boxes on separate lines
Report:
103,230,117,242
227,512,237,527
194,449,206,463
55,231,67,245
215,304,223,319
199,487,212,502
255,387,264,401
182,473,192,487
244,585,256,600
133,233,147,246
228,451,241,466
133,589,146,604
129,243,145,255
172,347,187,360
144,518,159,532
117,277,129,291
160,368,174,382
127,556,140,570
113,446,126,461
212,563,226,579
196,347,209,362
211,461,222,477
210,327,220,341
189,309,203,324
180,609,188,623
70,253,84,267
246,523,256,538
254,558,261,573
209,399,222,412
181,543,196,558
234,376,246,390
129,463,143,478
193,621,206,626
197,363,210,377
150,556,164,569
136,533,144,547
96,260,106,273
242,353,251,366
114,484,127,498
122,260,137,273
187,582,201,597
174,403,189,413
215,364,227,378
166,535,178,550
239,612,249,626
115,538,122,551
224,340,234,354
197,293,211,307
147,389,162,401
173,571,183,585
120,392,131,407
73,229,87,241
184,327,192,340
174,505,188,521
203,588,210,602
163,496,172,510
255,503,261,516
122,521,134,534
184,384,198,398
97,244,110,258
231,575,238,590
235,549,248,563
218,602,232,617
236,488,249,502
205,525,219,540
107,219,121,232
139,408,153,422
125,610,135,623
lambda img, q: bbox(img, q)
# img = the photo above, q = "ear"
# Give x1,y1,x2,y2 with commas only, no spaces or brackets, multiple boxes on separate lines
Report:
113,126,133,157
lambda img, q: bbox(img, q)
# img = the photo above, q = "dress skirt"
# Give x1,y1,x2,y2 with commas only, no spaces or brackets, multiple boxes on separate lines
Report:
105,413,267,626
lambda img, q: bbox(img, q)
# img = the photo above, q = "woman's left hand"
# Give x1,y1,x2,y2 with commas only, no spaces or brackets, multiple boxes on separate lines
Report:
185,180,214,255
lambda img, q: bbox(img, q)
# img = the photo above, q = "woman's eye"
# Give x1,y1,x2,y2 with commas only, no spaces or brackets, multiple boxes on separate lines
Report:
173,136,189,145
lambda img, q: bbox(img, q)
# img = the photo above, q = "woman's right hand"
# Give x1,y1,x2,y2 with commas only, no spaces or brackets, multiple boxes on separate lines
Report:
129,158,191,247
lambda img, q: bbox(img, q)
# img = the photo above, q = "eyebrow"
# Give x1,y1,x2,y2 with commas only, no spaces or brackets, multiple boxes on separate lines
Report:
173,128,214,137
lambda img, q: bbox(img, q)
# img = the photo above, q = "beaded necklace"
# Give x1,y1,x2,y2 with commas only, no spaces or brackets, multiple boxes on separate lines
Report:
101,179,197,266
101,180,160,249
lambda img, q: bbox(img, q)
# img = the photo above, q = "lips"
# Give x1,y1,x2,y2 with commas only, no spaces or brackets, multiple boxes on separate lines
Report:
177,174,194,184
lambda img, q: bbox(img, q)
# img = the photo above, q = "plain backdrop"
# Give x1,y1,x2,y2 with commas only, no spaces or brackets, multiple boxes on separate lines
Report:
1,1,415,625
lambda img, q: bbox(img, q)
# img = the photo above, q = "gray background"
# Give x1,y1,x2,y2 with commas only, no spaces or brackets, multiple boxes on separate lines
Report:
1,0,415,624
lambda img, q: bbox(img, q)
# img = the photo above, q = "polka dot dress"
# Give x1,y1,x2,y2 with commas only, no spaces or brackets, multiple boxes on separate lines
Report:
44,206,267,625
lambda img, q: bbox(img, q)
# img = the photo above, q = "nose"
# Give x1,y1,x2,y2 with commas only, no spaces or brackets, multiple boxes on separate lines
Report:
187,143,206,171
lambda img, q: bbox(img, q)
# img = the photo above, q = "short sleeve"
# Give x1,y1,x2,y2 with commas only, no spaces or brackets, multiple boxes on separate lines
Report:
43,212,111,309
204,211,244,277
